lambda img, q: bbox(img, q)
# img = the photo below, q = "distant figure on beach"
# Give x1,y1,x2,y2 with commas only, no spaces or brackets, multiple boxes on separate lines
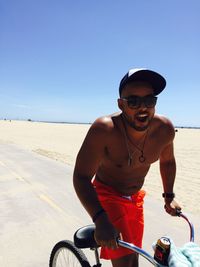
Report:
73,68,181,267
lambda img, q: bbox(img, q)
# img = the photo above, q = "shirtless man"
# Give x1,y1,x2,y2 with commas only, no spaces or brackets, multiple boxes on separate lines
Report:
73,68,181,267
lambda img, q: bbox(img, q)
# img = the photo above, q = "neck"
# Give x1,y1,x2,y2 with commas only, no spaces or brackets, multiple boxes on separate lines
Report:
121,113,148,140
120,113,149,165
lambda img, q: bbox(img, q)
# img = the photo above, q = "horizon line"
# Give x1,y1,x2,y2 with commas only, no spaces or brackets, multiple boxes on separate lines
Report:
1,118,200,129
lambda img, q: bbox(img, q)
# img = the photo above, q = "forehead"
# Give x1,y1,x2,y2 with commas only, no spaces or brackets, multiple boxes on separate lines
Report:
121,81,154,97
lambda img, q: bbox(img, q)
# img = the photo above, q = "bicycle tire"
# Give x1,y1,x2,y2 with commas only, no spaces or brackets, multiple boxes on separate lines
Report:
49,240,91,267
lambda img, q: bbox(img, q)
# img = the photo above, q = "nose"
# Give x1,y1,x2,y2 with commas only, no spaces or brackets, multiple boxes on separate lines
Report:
139,101,148,110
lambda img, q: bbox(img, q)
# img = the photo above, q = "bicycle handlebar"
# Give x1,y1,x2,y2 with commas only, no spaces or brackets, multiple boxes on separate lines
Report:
118,239,161,266
177,211,194,242
118,212,195,267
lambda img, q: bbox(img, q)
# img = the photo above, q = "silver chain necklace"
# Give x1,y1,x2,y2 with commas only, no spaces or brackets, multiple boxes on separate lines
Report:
120,116,149,166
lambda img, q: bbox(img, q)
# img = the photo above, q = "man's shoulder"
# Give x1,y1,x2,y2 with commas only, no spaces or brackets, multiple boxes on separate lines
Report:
85,113,120,143
154,114,174,126
153,114,175,138
91,112,120,132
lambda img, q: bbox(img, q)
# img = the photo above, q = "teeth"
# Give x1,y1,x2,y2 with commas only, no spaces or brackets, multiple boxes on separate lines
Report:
138,114,148,117
136,113,149,122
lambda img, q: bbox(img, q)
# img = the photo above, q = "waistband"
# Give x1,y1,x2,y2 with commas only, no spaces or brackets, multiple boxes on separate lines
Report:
92,178,146,202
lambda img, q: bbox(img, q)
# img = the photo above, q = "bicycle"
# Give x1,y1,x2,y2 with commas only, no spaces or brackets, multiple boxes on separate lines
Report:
49,212,195,267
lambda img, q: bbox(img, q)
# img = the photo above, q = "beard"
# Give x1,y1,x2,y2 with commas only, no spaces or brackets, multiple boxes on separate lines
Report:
122,113,152,131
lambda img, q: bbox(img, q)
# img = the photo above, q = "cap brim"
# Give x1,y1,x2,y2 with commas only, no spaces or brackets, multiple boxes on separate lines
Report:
119,69,166,96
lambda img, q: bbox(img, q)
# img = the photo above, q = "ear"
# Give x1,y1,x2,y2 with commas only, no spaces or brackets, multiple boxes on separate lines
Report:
118,98,124,111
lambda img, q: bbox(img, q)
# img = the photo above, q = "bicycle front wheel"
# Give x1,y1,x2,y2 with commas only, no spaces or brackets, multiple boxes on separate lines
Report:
49,240,91,267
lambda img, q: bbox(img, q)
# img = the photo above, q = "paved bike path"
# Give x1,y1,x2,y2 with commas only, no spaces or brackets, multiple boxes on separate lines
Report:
0,142,199,267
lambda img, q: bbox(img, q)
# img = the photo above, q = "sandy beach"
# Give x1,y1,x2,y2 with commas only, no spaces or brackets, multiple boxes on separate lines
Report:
0,120,199,215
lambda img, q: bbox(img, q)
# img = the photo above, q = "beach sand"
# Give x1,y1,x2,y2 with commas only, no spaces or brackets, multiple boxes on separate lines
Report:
0,120,199,215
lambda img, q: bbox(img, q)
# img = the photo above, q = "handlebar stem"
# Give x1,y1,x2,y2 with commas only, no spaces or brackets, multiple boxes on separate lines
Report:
178,213,195,242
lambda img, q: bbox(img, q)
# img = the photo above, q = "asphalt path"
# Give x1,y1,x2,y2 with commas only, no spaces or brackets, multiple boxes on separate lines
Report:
0,142,199,267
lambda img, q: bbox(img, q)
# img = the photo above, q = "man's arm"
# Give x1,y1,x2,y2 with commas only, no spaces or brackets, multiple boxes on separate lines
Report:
159,141,176,194
73,118,119,248
159,129,181,215
73,119,107,218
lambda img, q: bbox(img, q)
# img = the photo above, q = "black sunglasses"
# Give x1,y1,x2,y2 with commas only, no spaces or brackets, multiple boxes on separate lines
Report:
121,95,157,109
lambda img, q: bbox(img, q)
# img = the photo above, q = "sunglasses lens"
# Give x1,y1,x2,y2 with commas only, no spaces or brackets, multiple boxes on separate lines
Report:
145,96,157,107
123,95,157,109
127,97,140,108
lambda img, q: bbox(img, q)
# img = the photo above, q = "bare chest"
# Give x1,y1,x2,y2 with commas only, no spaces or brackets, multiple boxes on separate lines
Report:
102,135,161,170
96,137,160,194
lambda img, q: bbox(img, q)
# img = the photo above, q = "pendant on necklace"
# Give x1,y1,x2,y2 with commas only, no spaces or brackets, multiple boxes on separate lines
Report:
128,155,132,166
139,154,145,163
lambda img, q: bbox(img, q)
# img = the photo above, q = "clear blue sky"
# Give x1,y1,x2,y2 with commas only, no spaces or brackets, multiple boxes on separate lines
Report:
0,0,200,127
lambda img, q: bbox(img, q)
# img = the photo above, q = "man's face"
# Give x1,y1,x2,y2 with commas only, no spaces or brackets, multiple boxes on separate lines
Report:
118,82,156,131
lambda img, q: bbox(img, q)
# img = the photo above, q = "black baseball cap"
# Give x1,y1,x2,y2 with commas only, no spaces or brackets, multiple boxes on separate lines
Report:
119,68,166,96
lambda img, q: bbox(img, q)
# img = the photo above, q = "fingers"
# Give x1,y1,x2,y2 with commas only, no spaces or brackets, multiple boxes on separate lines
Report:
119,232,123,240
101,239,119,249
164,204,182,216
95,238,119,249
94,233,121,249
164,205,175,216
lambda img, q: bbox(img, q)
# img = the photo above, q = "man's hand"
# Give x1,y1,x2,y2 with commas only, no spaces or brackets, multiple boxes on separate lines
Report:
164,199,182,216
94,213,121,249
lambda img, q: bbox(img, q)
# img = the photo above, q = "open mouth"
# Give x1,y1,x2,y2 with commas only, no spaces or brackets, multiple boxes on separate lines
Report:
135,113,149,123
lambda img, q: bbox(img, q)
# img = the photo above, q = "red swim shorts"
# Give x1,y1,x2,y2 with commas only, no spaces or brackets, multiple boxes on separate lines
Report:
93,179,146,260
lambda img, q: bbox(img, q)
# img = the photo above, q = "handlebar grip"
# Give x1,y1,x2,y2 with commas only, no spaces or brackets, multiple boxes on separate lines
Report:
164,204,182,216
175,209,182,216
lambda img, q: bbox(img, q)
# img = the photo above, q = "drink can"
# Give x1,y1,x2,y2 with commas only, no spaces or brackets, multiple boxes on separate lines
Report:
154,237,171,265
158,237,170,249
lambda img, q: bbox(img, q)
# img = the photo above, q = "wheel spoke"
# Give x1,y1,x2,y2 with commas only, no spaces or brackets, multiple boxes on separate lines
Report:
49,240,90,267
